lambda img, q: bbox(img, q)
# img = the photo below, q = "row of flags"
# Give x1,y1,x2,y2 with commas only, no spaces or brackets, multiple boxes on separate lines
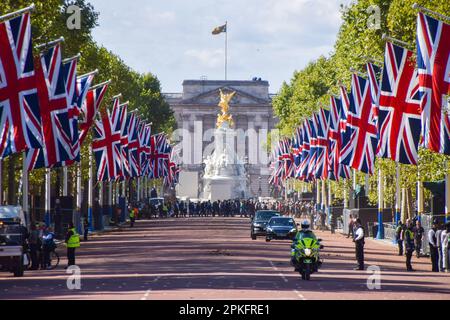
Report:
270,9,450,186
0,7,180,187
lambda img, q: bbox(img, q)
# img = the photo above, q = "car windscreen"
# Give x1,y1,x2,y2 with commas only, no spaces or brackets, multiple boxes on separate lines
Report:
255,212,279,221
269,218,295,227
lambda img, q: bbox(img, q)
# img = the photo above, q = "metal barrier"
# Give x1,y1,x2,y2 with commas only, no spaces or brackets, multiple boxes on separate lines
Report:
383,223,397,241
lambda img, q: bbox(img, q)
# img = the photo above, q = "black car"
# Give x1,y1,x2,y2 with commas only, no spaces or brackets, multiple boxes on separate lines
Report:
251,210,280,240
265,217,297,242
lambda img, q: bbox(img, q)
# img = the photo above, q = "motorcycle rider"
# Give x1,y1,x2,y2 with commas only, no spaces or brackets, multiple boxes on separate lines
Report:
291,220,320,271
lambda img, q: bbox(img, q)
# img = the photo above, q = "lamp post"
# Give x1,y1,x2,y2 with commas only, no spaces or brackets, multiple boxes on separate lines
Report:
258,176,262,198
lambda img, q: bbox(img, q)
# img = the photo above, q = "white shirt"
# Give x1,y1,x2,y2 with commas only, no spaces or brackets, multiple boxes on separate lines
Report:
442,231,449,249
428,229,436,247
355,227,364,241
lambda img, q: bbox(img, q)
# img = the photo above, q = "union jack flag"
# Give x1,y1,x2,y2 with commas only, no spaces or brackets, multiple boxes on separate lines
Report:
328,96,351,181
149,133,170,179
138,122,152,177
292,126,303,172
127,112,141,177
0,12,42,159
378,42,421,165
367,62,382,125
340,74,378,174
277,138,294,180
113,101,130,180
92,101,122,181
298,119,312,181
165,144,182,186
62,57,79,161
269,145,284,186
79,83,109,145
417,12,450,155
26,43,73,170
307,117,318,180
313,108,330,179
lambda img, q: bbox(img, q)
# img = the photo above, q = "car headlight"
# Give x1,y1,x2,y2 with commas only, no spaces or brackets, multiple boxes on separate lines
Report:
289,228,297,233
304,248,312,257
266,228,273,232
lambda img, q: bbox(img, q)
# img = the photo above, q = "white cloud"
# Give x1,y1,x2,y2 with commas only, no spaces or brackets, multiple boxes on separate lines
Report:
185,49,224,69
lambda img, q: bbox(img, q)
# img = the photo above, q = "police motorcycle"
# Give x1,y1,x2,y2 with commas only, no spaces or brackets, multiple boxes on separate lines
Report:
289,220,324,281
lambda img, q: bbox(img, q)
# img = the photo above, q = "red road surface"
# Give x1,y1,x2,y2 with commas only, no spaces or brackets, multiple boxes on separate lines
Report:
0,217,449,300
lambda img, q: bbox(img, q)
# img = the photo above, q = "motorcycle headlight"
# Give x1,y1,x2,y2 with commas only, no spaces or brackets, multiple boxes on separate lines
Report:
304,248,312,257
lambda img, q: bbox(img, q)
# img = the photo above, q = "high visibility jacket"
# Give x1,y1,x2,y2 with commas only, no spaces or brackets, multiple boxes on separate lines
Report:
130,210,135,218
67,228,80,248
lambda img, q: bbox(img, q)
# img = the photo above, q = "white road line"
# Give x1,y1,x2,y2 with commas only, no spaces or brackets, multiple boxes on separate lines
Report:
140,276,160,301
279,273,289,283
294,290,306,300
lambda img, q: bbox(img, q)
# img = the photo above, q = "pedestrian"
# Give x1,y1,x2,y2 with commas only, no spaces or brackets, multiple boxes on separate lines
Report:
41,227,55,270
404,219,415,272
65,222,80,268
28,224,41,270
347,214,354,238
395,221,404,256
353,218,365,271
428,222,439,272
83,216,89,242
413,220,424,258
436,222,445,272
442,223,450,273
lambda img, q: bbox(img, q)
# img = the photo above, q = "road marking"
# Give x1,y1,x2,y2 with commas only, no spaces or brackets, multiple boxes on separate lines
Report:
140,276,160,301
279,273,289,283
294,290,307,300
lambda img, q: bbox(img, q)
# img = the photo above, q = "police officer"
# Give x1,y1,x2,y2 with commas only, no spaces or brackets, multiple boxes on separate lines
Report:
404,219,415,272
353,218,365,271
65,222,80,268
395,221,405,256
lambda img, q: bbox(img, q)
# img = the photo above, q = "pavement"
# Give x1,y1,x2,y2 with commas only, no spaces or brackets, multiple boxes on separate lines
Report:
0,217,449,300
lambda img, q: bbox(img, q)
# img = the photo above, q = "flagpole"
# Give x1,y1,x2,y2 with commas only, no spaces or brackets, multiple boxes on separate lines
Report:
108,181,113,221
0,4,35,22
417,167,424,223
22,154,29,228
45,168,51,227
76,163,82,233
225,21,228,81
446,160,450,224
88,146,94,231
377,167,385,239
395,163,401,225
63,167,68,197
137,177,141,202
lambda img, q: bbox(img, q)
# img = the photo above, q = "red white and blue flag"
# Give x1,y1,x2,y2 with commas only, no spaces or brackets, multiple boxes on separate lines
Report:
299,119,312,181
377,42,421,165
313,108,330,179
0,12,42,159
138,123,152,177
26,43,73,170
127,112,141,177
417,12,450,155
292,126,303,173
328,96,351,181
149,133,170,179
307,117,318,180
340,74,378,174
92,100,122,181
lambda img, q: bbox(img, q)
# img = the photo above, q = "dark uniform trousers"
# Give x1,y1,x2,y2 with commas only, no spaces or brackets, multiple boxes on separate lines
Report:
397,240,403,256
429,244,439,272
355,240,365,270
67,248,76,266
406,250,413,270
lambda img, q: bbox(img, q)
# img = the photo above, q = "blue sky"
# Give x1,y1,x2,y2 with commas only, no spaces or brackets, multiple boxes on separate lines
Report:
89,0,351,93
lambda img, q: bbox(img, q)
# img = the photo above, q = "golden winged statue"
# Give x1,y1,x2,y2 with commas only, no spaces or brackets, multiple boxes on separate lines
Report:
217,89,236,128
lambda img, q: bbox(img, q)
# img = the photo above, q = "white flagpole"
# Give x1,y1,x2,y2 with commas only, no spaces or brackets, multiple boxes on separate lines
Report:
395,163,401,225
76,164,82,232
63,167,68,197
137,177,141,202
377,167,385,239
87,146,93,231
45,168,51,227
417,168,424,222
225,21,228,81
108,181,112,220
22,154,29,228
446,161,450,224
